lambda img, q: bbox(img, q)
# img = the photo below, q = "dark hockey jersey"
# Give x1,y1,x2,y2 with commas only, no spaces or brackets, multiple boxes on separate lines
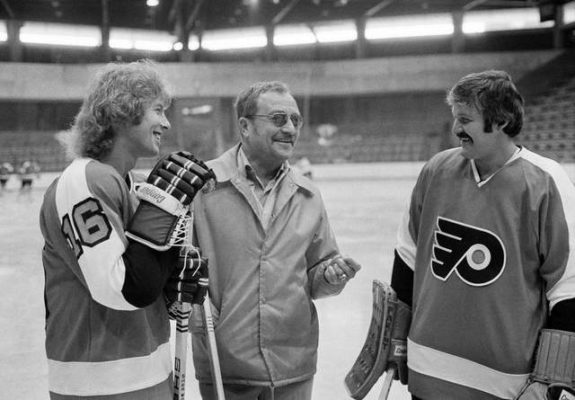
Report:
395,147,575,400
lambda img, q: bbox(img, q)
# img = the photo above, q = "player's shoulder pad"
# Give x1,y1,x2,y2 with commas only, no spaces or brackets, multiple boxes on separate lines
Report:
84,159,128,197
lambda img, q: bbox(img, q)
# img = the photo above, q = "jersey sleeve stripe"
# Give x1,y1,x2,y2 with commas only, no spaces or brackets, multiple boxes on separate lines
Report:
55,159,137,311
521,149,575,308
395,206,417,270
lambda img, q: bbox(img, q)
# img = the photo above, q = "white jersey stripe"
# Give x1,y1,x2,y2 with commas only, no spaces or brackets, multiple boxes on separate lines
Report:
520,149,575,308
395,204,417,270
408,338,529,399
48,342,172,396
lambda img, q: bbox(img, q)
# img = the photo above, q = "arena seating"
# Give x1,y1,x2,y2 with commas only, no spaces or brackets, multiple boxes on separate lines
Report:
0,52,573,171
519,75,575,163
0,131,66,172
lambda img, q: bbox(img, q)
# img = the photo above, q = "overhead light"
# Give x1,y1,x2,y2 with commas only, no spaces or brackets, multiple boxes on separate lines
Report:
314,20,357,43
110,28,176,52
274,24,317,46
463,8,554,34
147,0,159,7
565,2,575,24
366,14,453,40
202,27,266,51
0,21,6,42
20,22,101,47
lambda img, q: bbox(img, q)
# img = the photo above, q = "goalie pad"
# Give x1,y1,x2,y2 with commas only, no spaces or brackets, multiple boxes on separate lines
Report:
515,329,575,400
345,280,411,400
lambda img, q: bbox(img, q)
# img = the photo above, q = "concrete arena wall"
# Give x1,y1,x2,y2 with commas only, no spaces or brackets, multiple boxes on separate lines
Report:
0,50,561,100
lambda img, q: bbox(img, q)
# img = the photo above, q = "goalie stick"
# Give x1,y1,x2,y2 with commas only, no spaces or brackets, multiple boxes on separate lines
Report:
345,280,408,400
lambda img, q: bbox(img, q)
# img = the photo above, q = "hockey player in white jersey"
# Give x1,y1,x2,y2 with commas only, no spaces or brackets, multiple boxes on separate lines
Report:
387,70,575,400
39,60,214,399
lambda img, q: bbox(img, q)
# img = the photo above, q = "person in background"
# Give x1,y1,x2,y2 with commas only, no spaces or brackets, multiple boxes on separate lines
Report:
390,70,575,400
18,159,40,190
190,80,362,400
39,59,213,400
0,161,14,188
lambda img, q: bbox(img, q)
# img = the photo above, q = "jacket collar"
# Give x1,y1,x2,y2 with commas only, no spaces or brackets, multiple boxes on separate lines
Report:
208,143,315,195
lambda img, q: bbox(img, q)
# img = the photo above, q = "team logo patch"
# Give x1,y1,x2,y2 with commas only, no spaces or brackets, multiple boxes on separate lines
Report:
431,217,506,286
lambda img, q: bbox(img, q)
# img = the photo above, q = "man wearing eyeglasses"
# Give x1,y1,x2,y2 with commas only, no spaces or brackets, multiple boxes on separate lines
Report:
189,80,361,400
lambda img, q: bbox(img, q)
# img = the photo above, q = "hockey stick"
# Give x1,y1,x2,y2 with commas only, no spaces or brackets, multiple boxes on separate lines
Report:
172,211,226,400
203,294,226,400
173,214,196,400
173,301,192,400
377,366,395,400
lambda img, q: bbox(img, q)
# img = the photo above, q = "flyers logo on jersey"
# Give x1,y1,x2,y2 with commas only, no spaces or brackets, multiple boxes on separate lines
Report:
431,217,506,286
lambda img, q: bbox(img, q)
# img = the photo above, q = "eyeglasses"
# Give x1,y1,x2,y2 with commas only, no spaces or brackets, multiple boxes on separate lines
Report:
246,112,304,128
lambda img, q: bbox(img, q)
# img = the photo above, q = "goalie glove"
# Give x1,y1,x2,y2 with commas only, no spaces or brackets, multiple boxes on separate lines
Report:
345,280,411,400
166,247,209,314
514,329,575,400
127,151,215,251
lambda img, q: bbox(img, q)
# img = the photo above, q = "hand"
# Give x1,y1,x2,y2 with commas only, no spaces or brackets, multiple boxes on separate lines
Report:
127,152,215,250
165,247,209,305
323,255,361,285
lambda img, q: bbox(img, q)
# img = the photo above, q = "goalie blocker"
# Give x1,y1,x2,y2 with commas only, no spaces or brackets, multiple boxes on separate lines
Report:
345,280,411,400
515,329,575,400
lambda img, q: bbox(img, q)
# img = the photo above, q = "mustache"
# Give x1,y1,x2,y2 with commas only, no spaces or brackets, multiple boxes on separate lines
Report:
456,131,472,140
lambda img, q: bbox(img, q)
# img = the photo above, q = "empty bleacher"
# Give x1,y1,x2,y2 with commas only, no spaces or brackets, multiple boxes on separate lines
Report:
520,75,575,162
0,131,67,172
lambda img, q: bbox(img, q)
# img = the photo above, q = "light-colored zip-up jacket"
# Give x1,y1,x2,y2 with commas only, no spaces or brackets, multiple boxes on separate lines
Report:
190,144,345,386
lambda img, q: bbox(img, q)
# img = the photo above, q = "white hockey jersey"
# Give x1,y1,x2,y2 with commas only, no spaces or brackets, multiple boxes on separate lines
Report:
39,158,172,399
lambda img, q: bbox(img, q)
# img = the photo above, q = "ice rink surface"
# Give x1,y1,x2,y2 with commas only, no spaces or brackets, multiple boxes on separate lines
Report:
2,161,573,400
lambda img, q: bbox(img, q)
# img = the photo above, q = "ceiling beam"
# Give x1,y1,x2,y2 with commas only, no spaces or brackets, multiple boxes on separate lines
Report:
463,0,536,11
0,0,15,19
272,0,301,26
168,0,183,25
364,0,396,18
185,0,206,31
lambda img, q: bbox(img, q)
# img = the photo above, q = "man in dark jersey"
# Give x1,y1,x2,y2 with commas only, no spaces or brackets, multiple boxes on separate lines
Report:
391,70,575,400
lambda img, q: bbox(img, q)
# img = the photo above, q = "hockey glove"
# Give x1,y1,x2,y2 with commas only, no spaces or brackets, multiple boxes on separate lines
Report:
345,280,411,400
515,329,575,400
165,247,209,307
127,151,215,251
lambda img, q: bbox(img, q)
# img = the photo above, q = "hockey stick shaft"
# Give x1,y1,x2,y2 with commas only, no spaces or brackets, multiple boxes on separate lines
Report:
203,294,226,400
377,367,395,400
174,302,192,400
173,213,195,400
